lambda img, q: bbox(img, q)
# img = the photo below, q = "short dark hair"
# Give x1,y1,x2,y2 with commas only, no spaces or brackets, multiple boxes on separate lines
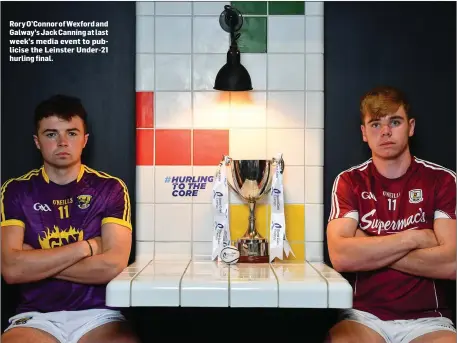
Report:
34,94,88,133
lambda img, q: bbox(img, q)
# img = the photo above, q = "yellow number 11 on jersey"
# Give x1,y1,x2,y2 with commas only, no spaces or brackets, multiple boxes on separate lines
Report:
58,205,70,219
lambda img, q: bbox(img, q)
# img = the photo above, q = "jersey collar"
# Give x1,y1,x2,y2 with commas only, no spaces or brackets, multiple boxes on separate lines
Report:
41,164,85,183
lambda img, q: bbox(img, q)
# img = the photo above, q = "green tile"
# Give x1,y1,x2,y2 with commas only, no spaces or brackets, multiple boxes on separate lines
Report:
231,1,267,15
268,1,305,15
237,16,267,53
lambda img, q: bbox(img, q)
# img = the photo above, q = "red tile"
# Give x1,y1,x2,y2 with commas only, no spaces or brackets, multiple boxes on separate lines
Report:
136,129,154,165
155,129,191,165
193,130,229,166
136,92,154,128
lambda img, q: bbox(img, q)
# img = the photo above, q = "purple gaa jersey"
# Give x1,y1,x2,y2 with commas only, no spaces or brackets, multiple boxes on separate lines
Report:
1,164,131,314
329,156,456,321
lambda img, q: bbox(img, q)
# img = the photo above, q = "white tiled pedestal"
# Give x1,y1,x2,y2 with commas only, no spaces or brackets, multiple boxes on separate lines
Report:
130,260,190,306
106,256,353,309
271,262,328,308
229,263,278,307
181,257,230,307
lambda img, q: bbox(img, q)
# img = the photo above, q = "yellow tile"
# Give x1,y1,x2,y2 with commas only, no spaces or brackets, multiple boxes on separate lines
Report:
269,242,305,263
265,204,305,241
229,204,269,242
285,204,305,241
229,203,305,262
284,242,305,262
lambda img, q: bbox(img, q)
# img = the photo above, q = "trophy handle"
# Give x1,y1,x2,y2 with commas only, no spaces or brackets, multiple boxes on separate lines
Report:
221,155,240,194
214,155,238,194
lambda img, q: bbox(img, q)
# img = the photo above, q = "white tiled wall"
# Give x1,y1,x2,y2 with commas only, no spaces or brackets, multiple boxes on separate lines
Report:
135,1,325,261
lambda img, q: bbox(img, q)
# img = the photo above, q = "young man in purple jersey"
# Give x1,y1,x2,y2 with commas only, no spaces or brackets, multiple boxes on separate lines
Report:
326,86,456,342
1,95,140,343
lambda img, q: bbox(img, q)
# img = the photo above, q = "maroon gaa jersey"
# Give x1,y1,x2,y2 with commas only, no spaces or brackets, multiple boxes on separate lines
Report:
329,156,456,321
0,164,131,314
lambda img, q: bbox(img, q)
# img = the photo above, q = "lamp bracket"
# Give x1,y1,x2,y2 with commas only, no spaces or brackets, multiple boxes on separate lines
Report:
219,5,243,46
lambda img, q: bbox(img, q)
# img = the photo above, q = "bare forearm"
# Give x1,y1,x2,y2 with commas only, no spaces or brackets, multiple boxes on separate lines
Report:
54,252,126,284
331,234,416,272
2,241,90,284
390,246,456,279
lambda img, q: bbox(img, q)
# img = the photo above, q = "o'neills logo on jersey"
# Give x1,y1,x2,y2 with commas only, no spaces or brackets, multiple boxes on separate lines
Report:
383,191,400,199
360,208,427,234
38,225,84,249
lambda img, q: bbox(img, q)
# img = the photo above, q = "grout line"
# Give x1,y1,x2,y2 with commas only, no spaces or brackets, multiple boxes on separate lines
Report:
139,240,209,243
265,0,270,235
137,14,325,18
228,263,231,307
178,259,192,306
303,9,307,212
153,2,157,259
130,88,323,93
190,0,195,258
136,239,318,243
308,262,330,308
128,258,153,306
268,262,281,308
143,200,310,205
137,52,324,56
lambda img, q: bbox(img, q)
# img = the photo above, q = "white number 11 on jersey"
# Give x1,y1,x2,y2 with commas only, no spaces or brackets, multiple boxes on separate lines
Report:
388,198,397,211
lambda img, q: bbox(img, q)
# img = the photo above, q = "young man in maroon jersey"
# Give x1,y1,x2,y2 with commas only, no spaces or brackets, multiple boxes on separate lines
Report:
1,95,140,343
326,86,456,343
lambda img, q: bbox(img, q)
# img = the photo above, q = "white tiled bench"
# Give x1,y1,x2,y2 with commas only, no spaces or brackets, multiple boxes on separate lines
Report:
230,263,278,307
106,255,353,309
310,262,353,308
180,256,230,307
131,259,190,307
271,261,328,308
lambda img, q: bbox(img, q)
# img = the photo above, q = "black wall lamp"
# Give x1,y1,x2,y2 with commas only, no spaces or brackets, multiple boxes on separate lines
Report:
213,5,253,91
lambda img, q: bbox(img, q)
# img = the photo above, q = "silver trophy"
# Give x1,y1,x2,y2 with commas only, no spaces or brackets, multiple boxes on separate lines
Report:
225,156,285,263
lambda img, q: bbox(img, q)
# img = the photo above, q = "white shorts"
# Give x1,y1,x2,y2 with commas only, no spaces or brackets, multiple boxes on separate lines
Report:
340,309,456,343
4,308,126,343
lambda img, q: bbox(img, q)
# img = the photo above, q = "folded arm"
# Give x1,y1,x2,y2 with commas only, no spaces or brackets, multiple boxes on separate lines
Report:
326,218,424,272
53,222,132,284
389,219,456,279
1,224,92,284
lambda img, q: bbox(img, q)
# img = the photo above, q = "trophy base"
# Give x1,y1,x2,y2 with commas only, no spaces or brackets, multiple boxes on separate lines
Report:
237,255,270,263
236,238,269,264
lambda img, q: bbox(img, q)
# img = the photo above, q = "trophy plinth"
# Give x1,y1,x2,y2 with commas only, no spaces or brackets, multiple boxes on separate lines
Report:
237,238,269,263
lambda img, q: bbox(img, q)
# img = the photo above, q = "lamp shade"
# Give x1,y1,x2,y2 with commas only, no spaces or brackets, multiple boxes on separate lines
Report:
214,46,252,91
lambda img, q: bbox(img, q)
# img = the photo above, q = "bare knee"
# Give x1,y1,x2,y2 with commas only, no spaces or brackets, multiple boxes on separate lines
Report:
77,321,141,343
2,327,59,343
326,320,386,343
409,331,456,343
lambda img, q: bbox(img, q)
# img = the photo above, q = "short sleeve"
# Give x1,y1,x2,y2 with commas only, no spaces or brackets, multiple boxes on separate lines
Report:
434,171,456,220
1,180,26,228
328,172,359,222
101,179,132,230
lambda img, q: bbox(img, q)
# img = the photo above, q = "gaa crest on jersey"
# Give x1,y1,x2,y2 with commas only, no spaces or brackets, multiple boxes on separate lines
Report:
409,189,423,204
77,195,92,209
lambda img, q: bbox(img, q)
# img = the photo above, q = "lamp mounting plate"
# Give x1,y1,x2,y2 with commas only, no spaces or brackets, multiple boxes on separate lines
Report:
219,5,243,33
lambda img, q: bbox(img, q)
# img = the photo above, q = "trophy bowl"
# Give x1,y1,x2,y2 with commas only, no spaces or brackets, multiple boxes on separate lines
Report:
226,157,284,263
